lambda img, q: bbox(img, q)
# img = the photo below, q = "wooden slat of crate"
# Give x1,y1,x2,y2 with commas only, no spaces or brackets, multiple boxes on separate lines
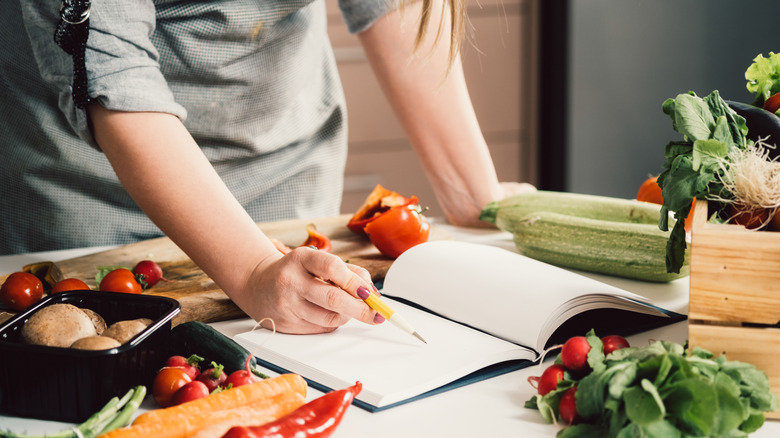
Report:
689,201,780,325
689,323,780,419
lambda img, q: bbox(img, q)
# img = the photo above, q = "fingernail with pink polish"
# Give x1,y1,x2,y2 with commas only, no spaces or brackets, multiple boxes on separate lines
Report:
357,286,370,300
373,313,386,324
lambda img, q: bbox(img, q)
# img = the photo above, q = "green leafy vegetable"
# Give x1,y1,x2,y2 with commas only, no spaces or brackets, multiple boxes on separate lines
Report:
526,330,777,437
657,90,750,273
745,52,780,107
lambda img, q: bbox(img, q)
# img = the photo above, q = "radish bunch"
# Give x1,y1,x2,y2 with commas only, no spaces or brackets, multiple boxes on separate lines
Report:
527,330,630,426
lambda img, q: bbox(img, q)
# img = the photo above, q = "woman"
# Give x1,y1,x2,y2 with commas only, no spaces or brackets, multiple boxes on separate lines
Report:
0,0,534,333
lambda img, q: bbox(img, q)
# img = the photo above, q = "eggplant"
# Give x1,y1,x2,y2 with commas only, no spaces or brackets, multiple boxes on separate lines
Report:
727,100,780,160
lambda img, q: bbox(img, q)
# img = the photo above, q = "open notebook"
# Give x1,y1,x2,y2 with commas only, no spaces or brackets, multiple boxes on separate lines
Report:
234,241,684,411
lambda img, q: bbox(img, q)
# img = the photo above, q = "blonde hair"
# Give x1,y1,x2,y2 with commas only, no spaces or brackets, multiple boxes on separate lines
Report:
414,0,466,68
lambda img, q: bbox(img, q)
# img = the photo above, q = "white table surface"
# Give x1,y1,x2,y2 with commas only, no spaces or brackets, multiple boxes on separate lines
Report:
1,223,778,437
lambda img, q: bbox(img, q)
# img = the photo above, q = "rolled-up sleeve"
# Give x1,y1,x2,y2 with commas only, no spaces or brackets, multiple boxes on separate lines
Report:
41,1,187,148
338,0,397,34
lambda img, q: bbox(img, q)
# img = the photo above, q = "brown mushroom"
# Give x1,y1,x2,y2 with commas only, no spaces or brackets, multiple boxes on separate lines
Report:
21,303,97,347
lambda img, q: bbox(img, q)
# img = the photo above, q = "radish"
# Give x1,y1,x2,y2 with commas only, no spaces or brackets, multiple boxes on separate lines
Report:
132,260,168,289
196,361,227,392
223,355,259,388
165,354,203,380
559,387,581,425
601,335,630,355
534,364,566,396
560,336,591,373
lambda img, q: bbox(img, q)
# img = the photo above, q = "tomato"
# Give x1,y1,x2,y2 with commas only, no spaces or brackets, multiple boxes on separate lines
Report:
637,175,695,232
153,367,192,408
51,278,90,294
763,92,780,114
171,380,210,406
165,354,202,380
364,206,430,259
636,176,664,205
727,203,770,230
99,268,142,294
559,387,582,425
601,335,630,355
347,184,417,235
0,272,44,311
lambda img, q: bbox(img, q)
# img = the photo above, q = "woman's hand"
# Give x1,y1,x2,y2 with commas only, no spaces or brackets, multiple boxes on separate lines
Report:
231,246,383,334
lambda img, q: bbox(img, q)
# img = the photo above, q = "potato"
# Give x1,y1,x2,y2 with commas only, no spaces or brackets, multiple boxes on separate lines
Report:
21,303,97,347
80,308,107,335
70,335,121,350
102,318,152,344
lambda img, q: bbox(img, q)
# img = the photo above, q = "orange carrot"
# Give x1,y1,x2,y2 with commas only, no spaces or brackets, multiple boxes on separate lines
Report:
98,390,305,438
188,391,305,438
132,373,306,426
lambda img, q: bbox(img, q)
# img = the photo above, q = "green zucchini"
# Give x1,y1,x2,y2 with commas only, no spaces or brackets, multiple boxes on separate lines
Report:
508,211,688,282
480,190,663,225
167,321,269,379
480,191,688,282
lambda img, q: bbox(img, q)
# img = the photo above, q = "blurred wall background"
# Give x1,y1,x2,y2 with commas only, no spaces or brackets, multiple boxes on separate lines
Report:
565,0,780,198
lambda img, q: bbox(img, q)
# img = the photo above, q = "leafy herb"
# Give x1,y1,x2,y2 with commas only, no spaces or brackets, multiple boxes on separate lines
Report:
526,330,777,438
656,90,750,273
745,52,780,107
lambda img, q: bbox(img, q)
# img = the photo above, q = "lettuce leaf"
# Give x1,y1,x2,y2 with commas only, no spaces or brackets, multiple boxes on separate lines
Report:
745,52,780,106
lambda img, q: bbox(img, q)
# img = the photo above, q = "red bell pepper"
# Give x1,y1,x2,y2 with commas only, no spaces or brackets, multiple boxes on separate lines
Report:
347,184,418,235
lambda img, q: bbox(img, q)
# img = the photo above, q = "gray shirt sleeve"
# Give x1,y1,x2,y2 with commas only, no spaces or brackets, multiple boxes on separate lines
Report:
22,0,187,149
338,0,397,34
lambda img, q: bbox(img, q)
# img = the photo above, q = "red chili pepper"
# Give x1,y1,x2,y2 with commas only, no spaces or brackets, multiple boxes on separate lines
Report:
221,381,362,438
299,224,332,252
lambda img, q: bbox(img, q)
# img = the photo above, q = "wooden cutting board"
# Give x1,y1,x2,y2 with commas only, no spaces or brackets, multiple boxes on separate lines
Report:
0,214,448,325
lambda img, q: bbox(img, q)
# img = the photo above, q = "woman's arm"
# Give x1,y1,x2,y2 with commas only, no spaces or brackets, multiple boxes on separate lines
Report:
357,1,535,227
88,105,379,333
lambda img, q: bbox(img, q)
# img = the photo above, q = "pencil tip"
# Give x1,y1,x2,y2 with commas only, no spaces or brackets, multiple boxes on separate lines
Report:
413,332,427,344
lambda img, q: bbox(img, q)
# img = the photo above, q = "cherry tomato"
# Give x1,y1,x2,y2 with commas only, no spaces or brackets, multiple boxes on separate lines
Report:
99,268,142,294
51,278,90,294
165,355,202,380
364,206,430,259
171,380,210,406
601,335,630,355
763,92,780,114
0,272,44,311
153,367,192,408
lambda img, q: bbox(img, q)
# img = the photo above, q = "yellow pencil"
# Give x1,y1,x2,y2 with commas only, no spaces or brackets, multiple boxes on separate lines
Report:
358,287,427,344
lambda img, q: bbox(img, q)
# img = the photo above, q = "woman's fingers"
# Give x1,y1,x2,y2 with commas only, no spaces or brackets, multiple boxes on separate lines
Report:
243,247,381,333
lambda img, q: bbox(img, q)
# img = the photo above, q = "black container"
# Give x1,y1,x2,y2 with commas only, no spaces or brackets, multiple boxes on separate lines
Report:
0,291,180,422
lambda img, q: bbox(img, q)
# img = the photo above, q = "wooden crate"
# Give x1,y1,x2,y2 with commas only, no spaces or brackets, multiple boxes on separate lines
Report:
688,200,780,419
